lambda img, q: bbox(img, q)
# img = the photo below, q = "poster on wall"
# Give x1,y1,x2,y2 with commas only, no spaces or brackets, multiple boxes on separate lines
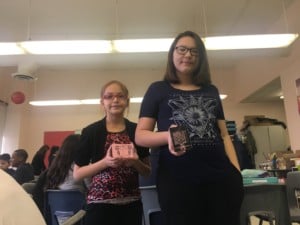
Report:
44,131,75,148
296,78,300,114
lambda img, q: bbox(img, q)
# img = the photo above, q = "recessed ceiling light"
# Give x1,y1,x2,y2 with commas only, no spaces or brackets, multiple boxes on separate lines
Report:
29,95,227,106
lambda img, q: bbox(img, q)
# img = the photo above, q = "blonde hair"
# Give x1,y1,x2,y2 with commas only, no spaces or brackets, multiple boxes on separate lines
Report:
100,80,129,98
100,80,130,116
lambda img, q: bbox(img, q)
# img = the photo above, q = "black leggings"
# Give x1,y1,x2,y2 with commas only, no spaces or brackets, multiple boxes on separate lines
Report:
84,200,143,225
157,167,244,225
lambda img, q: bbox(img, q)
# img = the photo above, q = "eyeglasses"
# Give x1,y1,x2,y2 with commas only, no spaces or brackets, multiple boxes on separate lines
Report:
102,93,128,101
175,46,199,56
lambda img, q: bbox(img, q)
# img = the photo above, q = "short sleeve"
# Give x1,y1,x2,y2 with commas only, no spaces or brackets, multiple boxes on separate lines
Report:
139,81,164,119
212,85,225,120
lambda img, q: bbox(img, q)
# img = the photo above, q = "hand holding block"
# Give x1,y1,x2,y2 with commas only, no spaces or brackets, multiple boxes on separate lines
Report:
170,126,192,152
111,143,137,159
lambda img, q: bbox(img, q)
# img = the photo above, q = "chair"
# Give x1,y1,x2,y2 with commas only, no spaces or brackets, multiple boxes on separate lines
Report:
148,208,163,225
240,184,291,225
44,189,86,225
286,171,300,223
22,182,36,196
139,185,160,225
249,211,275,225
61,210,86,225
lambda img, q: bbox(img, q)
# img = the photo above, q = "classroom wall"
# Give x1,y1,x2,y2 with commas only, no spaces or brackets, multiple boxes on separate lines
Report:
281,58,300,151
1,66,288,161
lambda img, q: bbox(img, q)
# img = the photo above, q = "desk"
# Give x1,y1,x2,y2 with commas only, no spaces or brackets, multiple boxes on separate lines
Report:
140,184,291,225
240,184,291,225
267,169,292,179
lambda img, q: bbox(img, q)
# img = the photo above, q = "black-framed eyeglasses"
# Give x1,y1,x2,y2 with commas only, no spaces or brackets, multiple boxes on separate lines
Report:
175,46,199,56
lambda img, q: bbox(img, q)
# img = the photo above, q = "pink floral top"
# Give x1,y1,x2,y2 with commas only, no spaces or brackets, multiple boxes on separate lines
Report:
87,131,140,204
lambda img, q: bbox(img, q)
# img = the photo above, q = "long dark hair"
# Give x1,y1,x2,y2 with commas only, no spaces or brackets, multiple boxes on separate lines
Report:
35,144,49,157
45,134,80,189
164,30,211,85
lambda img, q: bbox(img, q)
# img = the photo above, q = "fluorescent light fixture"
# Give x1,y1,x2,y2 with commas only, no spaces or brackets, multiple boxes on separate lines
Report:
29,99,100,106
0,42,25,55
220,94,227,100
204,34,298,50
0,34,298,55
130,97,143,103
81,99,100,104
29,97,143,106
80,97,144,104
29,95,227,106
29,100,82,106
113,38,173,52
113,34,298,52
20,40,112,54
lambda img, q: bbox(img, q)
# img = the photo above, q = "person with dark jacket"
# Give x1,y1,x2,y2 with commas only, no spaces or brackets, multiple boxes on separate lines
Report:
31,144,49,176
73,80,151,225
0,153,15,176
11,149,34,184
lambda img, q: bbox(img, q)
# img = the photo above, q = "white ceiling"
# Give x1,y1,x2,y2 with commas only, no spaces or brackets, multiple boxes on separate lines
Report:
0,0,299,102
0,0,299,70
241,77,283,103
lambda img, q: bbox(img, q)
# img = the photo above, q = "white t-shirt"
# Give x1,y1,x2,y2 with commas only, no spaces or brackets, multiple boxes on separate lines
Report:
0,170,46,225
58,163,88,193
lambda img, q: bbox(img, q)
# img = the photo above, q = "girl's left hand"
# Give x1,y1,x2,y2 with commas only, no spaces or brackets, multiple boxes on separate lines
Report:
123,144,139,167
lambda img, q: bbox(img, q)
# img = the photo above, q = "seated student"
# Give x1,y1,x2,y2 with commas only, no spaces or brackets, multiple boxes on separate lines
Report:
0,169,46,225
0,153,15,176
32,134,89,214
48,145,59,166
45,135,88,192
11,149,35,184
31,144,50,176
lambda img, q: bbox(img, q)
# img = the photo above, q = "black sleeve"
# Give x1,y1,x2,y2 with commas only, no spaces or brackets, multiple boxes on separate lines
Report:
75,126,94,167
32,170,48,214
136,145,150,159
13,164,34,184
31,154,44,175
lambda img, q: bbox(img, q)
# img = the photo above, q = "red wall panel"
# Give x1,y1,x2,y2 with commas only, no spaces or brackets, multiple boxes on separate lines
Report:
44,131,74,148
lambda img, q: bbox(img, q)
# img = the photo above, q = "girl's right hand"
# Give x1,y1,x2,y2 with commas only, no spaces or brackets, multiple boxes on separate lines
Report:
104,145,123,168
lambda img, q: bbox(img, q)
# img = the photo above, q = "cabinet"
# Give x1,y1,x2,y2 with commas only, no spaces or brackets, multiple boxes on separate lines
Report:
249,125,288,168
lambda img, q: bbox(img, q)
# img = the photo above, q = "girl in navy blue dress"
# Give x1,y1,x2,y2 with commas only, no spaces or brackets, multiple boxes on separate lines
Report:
135,31,244,225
